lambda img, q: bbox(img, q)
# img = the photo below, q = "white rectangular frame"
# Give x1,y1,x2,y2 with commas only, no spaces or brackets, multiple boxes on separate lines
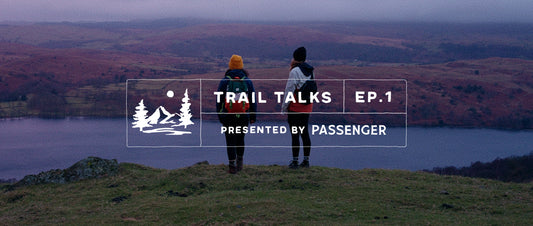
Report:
126,79,408,148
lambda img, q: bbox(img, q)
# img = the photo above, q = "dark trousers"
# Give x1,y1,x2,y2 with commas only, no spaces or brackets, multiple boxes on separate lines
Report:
288,113,311,158
223,115,248,161
225,132,245,161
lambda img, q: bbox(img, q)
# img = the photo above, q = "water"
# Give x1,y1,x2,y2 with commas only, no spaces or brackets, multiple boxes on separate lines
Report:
1,118,532,179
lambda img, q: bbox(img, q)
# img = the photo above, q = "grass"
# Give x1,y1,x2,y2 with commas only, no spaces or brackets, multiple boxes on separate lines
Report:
1,163,533,225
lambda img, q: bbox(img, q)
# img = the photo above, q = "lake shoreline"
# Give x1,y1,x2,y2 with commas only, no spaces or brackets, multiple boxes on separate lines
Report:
2,118,533,180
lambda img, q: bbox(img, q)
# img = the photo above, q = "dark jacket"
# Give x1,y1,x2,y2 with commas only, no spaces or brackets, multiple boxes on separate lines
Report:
216,69,257,125
297,62,314,77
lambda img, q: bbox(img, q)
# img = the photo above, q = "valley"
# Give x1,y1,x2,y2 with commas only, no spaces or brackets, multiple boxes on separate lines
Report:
0,19,532,129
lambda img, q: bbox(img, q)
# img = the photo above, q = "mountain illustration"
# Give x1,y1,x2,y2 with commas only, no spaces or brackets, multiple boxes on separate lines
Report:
147,106,177,125
132,89,194,136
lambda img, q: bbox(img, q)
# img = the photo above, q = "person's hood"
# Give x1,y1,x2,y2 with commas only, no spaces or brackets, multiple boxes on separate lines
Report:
225,69,247,79
298,62,314,77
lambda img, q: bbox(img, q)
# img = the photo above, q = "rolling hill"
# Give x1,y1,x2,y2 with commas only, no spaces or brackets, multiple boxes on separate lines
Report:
1,161,532,224
0,19,532,129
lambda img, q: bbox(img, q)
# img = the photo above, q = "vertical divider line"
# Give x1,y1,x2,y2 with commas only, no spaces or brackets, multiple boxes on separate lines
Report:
126,79,129,147
343,80,346,113
199,79,203,147
404,79,408,147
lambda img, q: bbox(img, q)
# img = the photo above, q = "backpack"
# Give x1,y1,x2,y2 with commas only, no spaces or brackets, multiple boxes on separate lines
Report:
224,75,250,113
296,73,317,105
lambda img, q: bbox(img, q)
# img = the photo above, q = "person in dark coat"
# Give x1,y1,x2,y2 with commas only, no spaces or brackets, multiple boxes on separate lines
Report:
216,54,257,174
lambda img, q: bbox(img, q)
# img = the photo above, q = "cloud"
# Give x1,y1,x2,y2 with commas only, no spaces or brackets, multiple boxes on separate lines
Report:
1,0,532,22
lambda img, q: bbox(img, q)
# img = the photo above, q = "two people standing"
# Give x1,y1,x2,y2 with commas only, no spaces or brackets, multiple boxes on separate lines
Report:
217,47,314,173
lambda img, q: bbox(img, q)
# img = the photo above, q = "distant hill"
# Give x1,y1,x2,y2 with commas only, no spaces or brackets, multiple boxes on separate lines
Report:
1,162,533,224
1,54,532,129
2,20,533,64
0,20,532,129
426,152,533,183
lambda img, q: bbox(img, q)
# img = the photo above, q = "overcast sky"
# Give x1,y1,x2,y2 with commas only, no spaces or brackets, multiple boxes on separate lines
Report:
1,0,532,23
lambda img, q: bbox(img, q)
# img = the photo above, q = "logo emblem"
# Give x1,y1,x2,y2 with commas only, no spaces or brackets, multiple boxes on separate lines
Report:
131,89,194,135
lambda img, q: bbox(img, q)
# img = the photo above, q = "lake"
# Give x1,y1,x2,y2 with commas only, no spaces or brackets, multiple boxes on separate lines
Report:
1,118,532,180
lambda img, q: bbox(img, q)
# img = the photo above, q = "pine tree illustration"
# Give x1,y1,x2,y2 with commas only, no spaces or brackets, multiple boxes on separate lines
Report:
176,89,194,128
132,99,152,131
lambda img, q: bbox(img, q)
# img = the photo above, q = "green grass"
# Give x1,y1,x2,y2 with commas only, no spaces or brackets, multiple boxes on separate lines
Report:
2,163,533,225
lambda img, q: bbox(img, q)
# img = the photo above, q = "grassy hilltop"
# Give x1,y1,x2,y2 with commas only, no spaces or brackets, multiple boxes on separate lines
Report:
1,163,532,225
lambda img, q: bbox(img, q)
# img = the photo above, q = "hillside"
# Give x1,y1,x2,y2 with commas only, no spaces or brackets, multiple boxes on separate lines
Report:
1,54,532,129
2,20,533,63
1,162,532,225
428,152,533,183
1,20,533,129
